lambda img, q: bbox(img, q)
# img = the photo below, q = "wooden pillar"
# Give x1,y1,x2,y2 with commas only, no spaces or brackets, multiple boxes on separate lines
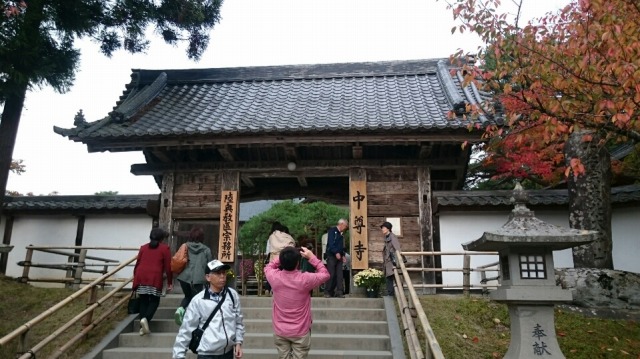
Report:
66,215,85,287
418,167,436,294
349,168,369,270
159,172,175,251
0,215,14,274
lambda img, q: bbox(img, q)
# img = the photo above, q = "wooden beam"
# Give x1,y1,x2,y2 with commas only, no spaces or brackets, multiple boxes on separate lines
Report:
1,216,14,274
85,132,483,152
151,150,172,162
218,147,235,161
241,175,255,188
419,144,432,159
418,167,436,294
284,145,298,161
352,145,363,159
159,172,175,245
131,158,466,175
241,182,349,203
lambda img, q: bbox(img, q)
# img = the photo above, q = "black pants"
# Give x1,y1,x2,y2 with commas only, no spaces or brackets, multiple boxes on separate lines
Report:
138,294,160,321
385,275,395,296
342,269,350,295
179,280,205,309
325,256,344,296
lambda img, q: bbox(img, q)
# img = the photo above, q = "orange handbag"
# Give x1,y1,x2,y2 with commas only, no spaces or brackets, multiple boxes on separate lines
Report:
171,243,188,273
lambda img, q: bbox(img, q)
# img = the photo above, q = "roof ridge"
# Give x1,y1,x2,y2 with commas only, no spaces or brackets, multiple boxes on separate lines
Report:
131,58,447,85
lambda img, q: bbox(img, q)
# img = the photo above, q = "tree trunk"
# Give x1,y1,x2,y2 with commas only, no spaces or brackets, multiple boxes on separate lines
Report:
564,130,613,269
0,81,29,215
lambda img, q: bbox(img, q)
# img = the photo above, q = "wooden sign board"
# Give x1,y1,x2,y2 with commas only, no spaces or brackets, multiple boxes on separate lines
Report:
218,190,238,263
350,171,368,269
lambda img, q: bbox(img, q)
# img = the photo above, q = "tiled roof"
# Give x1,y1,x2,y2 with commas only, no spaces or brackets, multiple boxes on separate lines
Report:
54,59,499,142
434,185,640,207
3,195,158,213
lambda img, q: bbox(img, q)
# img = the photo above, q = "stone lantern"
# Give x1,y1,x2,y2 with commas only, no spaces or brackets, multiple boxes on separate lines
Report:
462,184,597,359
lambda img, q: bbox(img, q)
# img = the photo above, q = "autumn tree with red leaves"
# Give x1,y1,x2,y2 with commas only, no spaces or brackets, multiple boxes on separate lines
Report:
446,0,640,268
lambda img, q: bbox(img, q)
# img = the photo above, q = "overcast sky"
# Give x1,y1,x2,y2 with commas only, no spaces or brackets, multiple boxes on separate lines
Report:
6,0,568,196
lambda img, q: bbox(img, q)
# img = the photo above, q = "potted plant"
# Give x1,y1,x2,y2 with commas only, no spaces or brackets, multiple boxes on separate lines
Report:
353,268,385,298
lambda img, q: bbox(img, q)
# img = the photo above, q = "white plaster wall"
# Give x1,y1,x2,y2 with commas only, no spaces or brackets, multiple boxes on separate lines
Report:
438,206,640,286
81,215,152,284
5,215,78,286
3,214,152,288
438,209,574,287
611,207,640,273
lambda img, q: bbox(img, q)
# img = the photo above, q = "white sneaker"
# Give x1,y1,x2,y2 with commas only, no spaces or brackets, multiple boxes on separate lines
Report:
140,317,150,335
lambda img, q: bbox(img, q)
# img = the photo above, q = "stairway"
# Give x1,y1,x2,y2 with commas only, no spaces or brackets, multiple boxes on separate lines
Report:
99,294,401,359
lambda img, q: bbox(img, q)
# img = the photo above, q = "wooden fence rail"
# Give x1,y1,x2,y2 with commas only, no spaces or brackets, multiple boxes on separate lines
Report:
17,245,138,289
1,245,140,359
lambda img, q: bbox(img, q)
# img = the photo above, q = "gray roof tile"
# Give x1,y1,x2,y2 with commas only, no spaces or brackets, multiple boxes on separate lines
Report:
3,195,158,213
435,185,640,207
55,59,500,141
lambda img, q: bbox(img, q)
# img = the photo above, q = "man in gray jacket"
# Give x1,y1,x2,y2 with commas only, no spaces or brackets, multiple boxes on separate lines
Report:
173,259,245,359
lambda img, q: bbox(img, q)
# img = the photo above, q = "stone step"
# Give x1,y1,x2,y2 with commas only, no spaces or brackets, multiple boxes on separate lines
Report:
135,318,389,335
102,347,393,359
117,332,391,351
157,295,383,309
98,295,400,359
150,306,385,321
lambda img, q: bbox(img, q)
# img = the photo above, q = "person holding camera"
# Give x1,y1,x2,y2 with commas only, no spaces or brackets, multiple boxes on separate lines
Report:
173,259,245,359
264,246,330,359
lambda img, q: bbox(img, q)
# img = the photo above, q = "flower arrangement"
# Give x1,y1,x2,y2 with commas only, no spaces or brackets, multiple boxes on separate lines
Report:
353,268,385,290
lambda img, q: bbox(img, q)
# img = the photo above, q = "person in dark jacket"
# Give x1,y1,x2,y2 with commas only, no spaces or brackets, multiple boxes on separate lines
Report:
381,221,401,296
324,218,348,298
133,227,173,335
174,226,213,325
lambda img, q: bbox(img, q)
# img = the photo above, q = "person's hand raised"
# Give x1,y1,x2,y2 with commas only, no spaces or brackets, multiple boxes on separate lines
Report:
300,246,314,260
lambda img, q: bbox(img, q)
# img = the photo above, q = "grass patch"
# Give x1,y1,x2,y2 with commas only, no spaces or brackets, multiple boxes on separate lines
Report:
420,295,640,359
0,275,129,359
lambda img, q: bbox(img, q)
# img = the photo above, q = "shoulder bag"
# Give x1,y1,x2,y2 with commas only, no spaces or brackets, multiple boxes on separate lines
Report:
171,243,189,274
127,291,140,314
189,288,227,354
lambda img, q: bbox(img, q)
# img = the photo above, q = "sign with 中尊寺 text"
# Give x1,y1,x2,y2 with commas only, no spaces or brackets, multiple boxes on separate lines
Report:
350,170,368,269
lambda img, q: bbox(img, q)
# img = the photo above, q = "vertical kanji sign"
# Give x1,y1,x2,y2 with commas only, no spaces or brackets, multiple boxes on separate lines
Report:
218,190,237,263
350,169,368,269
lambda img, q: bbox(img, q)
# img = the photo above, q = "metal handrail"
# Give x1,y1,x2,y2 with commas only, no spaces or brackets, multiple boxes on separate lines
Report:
0,253,138,358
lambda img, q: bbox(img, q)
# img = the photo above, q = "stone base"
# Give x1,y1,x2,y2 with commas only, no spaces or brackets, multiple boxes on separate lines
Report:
556,268,640,310
504,305,565,359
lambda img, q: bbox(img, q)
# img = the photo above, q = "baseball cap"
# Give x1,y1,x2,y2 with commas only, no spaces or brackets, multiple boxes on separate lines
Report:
205,259,231,273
